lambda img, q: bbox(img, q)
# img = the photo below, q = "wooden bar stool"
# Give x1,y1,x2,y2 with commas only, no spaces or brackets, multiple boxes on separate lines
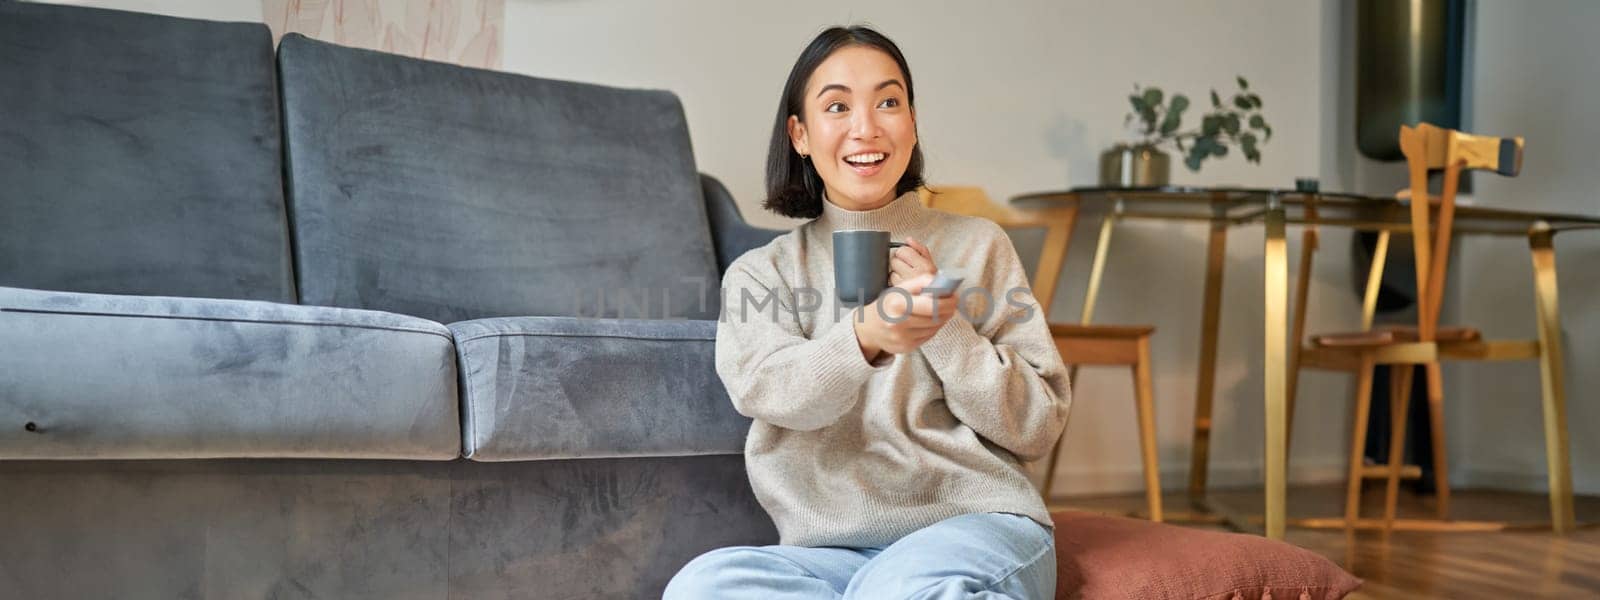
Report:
920,186,1163,522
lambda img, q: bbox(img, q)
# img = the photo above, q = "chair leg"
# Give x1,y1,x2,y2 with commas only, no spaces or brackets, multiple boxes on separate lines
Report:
1036,412,1062,502
1423,362,1450,520
1132,337,1163,522
1383,364,1416,538
1345,356,1376,539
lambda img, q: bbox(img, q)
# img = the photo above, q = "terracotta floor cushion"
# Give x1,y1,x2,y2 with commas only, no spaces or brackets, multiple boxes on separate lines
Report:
1052,511,1361,600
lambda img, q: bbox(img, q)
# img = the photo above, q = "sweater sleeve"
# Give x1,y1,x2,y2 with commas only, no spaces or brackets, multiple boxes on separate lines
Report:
918,225,1072,461
715,261,890,431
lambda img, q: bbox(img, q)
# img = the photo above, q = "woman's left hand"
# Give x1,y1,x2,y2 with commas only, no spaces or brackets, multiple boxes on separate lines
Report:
888,237,936,288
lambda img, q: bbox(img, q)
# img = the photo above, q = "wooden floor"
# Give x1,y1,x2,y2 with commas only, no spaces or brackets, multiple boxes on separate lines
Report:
1052,485,1600,599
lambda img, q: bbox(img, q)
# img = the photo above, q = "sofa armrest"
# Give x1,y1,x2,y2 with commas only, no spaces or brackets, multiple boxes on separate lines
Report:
450,316,748,461
0,286,460,459
701,173,786,274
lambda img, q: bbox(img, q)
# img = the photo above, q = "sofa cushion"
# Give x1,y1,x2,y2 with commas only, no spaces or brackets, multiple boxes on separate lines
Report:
451,317,748,461
0,2,294,302
1051,511,1362,600
0,287,460,459
278,34,721,323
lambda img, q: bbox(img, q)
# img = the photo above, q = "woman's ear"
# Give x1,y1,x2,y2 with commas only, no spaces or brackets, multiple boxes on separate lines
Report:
787,115,808,156
909,107,918,146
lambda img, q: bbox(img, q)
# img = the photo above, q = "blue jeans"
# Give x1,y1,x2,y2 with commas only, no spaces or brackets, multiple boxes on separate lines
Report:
663,512,1055,599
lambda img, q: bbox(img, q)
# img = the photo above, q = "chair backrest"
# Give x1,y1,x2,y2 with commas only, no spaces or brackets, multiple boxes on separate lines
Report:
1398,123,1524,341
918,185,1077,319
277,34,721,323
0,2,296,302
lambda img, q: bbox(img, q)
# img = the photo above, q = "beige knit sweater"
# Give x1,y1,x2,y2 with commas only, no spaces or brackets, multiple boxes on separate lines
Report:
714,190,1072,548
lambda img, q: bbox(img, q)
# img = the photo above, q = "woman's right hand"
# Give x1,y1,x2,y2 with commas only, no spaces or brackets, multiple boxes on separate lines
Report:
853,273,961,362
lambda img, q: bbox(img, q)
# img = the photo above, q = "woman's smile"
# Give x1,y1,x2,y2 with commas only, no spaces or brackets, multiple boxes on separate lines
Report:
842,150,889,177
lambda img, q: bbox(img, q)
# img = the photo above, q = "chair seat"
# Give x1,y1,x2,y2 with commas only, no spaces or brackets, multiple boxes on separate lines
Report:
1049,323,1155,339
1312,325,1481,348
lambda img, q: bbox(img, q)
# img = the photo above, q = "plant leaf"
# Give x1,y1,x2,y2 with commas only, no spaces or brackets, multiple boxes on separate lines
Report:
1142,87,1164,109
1202,115,1220,137
1248,94,1262,108
1160,97,1188,135
1213,143,1228,157
1159,112,1181,135
1210,90,1221,107
1237,76,1249,90
1129,95,1146,114
1264,124,1274,141
1233,95,1252,111
1222,114,1240,135
1186,146,1206,171
1249,115,1266,130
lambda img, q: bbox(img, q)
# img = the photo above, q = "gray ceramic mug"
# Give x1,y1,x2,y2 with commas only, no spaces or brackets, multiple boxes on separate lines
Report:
833,229,907,305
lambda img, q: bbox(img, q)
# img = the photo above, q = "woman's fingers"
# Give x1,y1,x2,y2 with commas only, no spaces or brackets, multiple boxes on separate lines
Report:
890,255,920,277
905,237,933,260
893,240,936,275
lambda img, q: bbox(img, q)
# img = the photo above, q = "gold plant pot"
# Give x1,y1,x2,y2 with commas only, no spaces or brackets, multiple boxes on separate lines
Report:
1098,144,1170,187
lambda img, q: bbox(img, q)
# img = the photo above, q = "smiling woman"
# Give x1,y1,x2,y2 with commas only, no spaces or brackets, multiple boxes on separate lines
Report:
665,25,1073,600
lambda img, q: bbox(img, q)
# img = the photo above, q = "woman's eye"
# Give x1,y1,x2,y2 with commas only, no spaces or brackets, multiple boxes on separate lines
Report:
825,101,848,113
878,97,900,109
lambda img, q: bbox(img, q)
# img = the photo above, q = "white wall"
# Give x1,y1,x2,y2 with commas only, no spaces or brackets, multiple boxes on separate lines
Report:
34,0,1384,496
499,0,1362,494
1452,0,1600,495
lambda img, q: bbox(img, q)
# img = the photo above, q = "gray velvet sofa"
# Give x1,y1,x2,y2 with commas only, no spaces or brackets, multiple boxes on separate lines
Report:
0,2,782,598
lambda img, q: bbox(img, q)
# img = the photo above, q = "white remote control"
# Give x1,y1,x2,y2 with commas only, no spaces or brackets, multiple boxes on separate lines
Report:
919,269,966,297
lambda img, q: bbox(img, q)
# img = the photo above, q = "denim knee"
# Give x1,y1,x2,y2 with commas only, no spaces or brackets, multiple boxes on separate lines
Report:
663,546,760,600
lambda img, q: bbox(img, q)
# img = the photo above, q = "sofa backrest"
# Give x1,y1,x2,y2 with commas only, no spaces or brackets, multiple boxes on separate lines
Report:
0,2,296,302
277,34,722,323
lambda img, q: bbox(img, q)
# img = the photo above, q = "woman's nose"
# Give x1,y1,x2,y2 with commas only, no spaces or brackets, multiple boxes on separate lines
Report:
849,110,881,139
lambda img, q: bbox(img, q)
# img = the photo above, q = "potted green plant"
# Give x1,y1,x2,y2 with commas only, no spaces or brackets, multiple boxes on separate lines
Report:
1100,76,1273,186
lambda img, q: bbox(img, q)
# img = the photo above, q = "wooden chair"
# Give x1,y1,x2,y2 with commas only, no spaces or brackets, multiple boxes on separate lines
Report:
919,185,1163,522
1290,123,1535,535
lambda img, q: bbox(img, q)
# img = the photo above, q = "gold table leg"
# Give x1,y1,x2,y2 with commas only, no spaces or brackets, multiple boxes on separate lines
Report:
1263,204,1289,540
1067,212,1119,385
1530,227,1576,534
1188,212,1229,502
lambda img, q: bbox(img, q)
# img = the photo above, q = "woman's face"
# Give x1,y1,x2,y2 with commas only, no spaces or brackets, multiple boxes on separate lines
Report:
788,45,917,211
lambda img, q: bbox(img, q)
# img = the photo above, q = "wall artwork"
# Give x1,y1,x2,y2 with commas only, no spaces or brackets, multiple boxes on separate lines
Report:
263,0,504,69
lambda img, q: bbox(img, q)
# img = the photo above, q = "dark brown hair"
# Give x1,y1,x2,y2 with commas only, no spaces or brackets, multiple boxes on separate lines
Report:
763,26,925,219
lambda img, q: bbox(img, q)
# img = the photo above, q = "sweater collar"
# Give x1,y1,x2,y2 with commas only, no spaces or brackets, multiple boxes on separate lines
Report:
815,190,928,232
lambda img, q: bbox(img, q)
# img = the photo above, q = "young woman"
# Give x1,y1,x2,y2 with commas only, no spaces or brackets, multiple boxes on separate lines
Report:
665,25,1071,599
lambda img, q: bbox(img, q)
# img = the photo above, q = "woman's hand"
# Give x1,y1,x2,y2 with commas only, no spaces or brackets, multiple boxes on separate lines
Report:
887,237,936,288
853,273,960,362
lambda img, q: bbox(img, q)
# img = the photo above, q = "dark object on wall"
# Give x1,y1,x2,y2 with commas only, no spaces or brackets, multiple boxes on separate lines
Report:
1356,0,1467,161
1349,231,1417,313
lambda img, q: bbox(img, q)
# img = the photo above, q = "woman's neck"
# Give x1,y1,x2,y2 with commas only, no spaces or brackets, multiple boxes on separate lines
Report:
815,190,927,232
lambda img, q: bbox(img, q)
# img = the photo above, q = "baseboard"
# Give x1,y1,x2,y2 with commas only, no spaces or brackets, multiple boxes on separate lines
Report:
1456,467,1566,494
1041,461,1349,497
